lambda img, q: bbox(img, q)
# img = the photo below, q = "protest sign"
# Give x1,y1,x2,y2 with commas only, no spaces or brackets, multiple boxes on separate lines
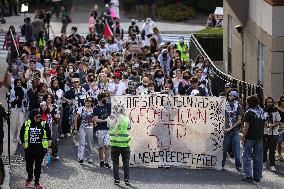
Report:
110,95,226,169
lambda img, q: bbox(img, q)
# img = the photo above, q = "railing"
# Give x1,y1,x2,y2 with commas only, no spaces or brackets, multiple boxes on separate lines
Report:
190,34,264,106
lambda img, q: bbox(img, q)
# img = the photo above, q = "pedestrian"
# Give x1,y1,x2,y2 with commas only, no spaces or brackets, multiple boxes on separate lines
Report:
61,6,70,34
277,95,284,161
107,105,131,185
0,103,6,156
20,109,52,189
31,15,45,41
3,26,19,51
222,91,242,172
52,0,61,19
263,97,281,172
10,79,27,142
93,93,111,168
74,96,95,164
175,36,189,63
8,0,19,16
241,95,265,183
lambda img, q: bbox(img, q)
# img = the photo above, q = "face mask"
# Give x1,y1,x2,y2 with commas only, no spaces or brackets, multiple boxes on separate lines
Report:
131,36,136,40
131,22,135,25
157,74,163,78
85,53,90,57
69,68,74,73
116,21,119,24
102,99,107,104
89,78,94,82
123,75,128,79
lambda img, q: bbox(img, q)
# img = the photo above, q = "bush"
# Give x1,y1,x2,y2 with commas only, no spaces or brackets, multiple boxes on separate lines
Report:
157,4,195,21
195,27,223,37
195,0,217,13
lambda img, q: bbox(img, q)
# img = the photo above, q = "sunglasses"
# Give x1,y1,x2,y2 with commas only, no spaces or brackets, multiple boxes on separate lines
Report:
35,115,41,119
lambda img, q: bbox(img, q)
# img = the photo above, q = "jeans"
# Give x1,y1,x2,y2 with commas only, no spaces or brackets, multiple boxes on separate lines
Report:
111,147,130,181
222,130,242,169
51,123,59,157
242,139,263,180
263,135,277,166
78,126,94,160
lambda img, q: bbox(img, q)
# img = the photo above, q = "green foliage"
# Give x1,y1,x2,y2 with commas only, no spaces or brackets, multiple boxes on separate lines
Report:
195,27,223,37
157,4,195,21
195,0,217,12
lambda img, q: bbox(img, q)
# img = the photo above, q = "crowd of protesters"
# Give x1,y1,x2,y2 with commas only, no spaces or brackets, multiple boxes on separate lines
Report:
0,1,283,188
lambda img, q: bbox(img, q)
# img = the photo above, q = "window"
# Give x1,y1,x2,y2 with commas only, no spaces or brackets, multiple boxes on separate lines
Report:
227,15,232,74
258,41,265,85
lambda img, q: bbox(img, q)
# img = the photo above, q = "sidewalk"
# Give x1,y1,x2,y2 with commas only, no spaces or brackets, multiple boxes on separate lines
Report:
0,13,205,35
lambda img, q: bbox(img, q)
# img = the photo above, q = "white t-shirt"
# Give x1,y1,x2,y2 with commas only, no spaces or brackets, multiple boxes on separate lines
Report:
108,82,126,96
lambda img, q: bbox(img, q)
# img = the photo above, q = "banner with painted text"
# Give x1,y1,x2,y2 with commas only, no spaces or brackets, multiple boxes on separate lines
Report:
110,95,226,169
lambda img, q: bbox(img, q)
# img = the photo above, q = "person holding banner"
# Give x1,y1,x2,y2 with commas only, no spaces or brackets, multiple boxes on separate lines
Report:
107,105,131,185
222,91,242,172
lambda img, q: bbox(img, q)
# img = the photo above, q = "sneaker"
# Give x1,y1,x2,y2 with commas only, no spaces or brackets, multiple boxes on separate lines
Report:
124,179,130,186
263,163,266,170
66,133,71,137
74,141,79,147
88,159,93,164
236,167,242,173
79,159,84,164
241,177,253,182
104,162,111,168
100,161,104,167
34,182,43,189
60,134,65,138
25,179,32,188
53,156,60,160
270,166,276,172
114,180,120,185
277,154,284,162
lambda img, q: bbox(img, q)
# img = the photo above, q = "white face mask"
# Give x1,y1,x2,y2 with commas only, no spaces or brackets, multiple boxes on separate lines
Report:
69,68,74,73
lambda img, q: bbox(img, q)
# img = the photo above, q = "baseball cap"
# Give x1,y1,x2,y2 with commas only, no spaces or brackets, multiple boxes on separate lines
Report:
229,91,238,97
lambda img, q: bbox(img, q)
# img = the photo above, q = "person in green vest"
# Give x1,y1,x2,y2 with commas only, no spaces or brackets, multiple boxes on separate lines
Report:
20,109,52,189
175,36,189,62
107,105,131,186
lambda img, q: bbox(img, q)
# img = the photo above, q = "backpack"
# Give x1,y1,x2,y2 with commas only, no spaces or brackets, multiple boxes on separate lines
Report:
67,15,72,23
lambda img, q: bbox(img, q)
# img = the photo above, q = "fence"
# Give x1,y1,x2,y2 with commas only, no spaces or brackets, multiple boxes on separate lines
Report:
189,34,264,106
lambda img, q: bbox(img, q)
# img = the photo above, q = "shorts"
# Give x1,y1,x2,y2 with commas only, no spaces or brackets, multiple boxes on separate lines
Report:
96,130,110,147
278,133,284,143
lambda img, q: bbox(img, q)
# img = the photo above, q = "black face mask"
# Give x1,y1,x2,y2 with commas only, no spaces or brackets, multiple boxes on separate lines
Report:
131,22,135,25
102,99,107,104
123,75,128,79
183,76,190,80
116,21,119,24
156,74,163,78
143,84,148,88
85,53,90,57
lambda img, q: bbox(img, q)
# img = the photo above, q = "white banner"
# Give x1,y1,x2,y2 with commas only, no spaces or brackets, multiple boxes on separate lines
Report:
111,95,226,169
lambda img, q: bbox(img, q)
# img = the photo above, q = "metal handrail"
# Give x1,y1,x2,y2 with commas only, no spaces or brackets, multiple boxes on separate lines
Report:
189,34,264,105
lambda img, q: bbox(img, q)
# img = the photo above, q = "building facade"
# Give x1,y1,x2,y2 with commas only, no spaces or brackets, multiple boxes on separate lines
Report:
223,0,284,99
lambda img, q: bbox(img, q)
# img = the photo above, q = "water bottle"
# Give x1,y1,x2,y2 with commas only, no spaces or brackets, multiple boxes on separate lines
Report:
47,153,52,166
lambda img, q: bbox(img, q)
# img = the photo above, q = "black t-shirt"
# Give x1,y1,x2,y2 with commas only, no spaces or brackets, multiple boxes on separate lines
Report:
93,103,111,131
243,110,265,140
20,121,52,151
